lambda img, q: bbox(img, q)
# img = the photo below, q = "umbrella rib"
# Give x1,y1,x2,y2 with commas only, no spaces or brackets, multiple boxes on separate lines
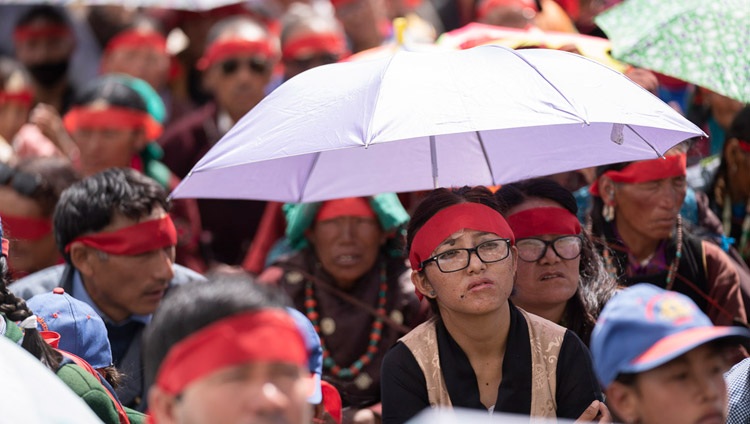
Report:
625,124,664,157
430,135,439,188
297,152,321,203
475,131,496,185
503,47,587,123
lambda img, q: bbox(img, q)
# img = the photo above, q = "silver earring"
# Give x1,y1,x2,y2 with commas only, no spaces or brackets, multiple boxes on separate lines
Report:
603,204,615,222
429,290,436,297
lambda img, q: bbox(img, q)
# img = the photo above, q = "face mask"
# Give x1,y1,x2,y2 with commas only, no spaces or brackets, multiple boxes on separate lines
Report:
26,60,69,88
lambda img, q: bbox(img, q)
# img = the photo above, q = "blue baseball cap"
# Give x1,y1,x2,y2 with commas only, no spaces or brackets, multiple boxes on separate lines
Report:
590,283,750,388
287,307,323,404
27,288,113,369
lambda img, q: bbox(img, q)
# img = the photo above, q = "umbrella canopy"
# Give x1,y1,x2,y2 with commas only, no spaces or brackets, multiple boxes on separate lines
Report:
595,0,750,103
1,0,243,11
171,45,704,203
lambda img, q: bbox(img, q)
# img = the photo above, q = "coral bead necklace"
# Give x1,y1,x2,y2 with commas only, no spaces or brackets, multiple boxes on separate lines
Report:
304,263,388,379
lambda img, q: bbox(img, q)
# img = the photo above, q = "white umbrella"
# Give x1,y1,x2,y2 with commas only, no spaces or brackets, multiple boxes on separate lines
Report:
171,45,704,203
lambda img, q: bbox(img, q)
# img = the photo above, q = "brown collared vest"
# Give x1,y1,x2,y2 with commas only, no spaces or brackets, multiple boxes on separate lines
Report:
400,309,565,421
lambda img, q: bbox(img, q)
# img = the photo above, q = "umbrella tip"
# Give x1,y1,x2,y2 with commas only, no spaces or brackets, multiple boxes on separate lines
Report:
394,17,407,46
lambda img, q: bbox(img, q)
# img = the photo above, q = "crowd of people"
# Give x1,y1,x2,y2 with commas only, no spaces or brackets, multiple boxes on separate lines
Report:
0,0,748,423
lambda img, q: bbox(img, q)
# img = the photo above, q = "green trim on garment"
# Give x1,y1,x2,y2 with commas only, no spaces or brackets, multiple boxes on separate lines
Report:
140,143,171,188
284,193,410,251
57,364,122,424
2,314,24,344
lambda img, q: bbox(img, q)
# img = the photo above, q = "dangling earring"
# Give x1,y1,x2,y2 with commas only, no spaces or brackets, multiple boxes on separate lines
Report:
603,204,615,223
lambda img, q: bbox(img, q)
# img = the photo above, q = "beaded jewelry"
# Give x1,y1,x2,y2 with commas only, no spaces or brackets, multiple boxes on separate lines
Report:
722,195,750,260
304,263,388,380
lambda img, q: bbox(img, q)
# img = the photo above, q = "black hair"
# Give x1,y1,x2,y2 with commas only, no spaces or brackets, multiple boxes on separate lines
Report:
495,178,617,345
711,106,750,206
405,186,500,316
142,273,291,392
53,167,170,262
73,75,148,113
15,5,69,29
14,157,80,217
0,255,62,370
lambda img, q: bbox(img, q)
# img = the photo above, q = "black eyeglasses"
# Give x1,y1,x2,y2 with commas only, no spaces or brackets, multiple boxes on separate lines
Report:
220,57,270,76
0,162,44,197
516,235,583,262
420,238,511,273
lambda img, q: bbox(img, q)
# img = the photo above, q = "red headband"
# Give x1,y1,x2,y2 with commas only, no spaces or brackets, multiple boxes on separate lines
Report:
0,90,34,107
315,197,376,222
105,30,167,55
13,24,71,41
197,39,278,71
63,106,163,140
737,139,750,153
155,309,307,396
282,33,348,61
476,0,538,20
590,154,687,196
505,207,581,240
1,238,8,257
64,215,176,255
409,202,515,271
2,214,53,241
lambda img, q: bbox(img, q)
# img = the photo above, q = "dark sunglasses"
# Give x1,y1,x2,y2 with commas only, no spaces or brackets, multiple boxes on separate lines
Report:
0,162,45,197
287,53,340,69
220,57,270,76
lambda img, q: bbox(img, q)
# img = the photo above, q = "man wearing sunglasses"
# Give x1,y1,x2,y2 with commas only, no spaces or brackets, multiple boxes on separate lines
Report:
10,168,206,411
159,16,279,269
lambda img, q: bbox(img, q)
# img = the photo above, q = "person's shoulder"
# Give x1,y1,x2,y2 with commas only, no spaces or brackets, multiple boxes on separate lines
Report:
9,264,67,300
159,102,217,141
170,264,208,287
56,364,120,424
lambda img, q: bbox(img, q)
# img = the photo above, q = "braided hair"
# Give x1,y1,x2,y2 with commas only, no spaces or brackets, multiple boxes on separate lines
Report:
0,225,62,370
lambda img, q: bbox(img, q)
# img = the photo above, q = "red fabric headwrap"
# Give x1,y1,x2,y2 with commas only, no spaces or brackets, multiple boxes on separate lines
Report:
409,202,515,271
64,215,177,255
737,139,750,153
105,30,167,55
2,214,53,241
589,154,687,196
315,197,376,222
282,33,348,61
505,207,581,240
0,90,34,107
13,24,71,41
63,106,163,140
154,309,307,396
197,39,279,71
476,0,538,20
1,238,9,257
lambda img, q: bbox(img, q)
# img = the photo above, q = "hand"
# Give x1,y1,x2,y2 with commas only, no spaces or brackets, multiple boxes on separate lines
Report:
29,103,78,158
575,400,612,423
624,67,659,96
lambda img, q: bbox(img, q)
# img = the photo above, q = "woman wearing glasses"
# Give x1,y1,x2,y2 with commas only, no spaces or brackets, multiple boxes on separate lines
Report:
495,178,617,346
380,186,607,424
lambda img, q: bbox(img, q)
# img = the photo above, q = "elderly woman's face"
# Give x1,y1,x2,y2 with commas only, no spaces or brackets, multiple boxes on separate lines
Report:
613,175,687,243
507,198,580,320
307,216,385,289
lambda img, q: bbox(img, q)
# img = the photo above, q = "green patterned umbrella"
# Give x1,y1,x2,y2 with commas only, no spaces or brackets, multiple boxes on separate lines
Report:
595,0,750,103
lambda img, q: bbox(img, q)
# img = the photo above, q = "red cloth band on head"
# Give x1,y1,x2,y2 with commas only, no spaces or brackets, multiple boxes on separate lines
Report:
590,154,687,196
476,0,538,20
63,106,163,140
13,24,71,41
315,197,376,222
1,238,9,257
282,33,348,61
105,30,167,55
737,140,750,153
155,309,307,396
2,214,53,241
505,207,581,240
0,90,34,107
64,215,177,255
409,202,515,271
197,39,279,71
